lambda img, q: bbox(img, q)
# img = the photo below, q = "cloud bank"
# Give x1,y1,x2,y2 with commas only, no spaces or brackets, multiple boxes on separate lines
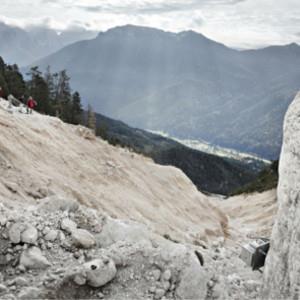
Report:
0,0,299,48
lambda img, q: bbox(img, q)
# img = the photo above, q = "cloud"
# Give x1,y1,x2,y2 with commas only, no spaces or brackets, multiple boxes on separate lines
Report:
0,0,299,48
75,0,247,15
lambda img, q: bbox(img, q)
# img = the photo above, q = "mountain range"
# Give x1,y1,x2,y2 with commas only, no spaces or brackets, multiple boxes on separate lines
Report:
0,22,97,66
29,25,300,160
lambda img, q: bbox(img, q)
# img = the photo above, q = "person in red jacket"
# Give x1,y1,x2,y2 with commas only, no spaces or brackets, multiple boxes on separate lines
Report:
27,96,37,114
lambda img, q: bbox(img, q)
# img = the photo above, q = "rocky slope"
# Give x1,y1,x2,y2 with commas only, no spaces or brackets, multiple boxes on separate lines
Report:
0,98,278,299
263,92,300,299
0,98,226,244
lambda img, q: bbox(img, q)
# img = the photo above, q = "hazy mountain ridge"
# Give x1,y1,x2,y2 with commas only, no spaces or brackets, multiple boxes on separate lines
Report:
29,25,300,159
0,22,97,66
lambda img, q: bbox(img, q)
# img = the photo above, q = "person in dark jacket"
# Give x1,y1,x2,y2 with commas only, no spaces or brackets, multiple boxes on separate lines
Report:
26,96,37,114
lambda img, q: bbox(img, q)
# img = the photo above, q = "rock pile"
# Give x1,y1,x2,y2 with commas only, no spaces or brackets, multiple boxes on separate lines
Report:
0,196,212,299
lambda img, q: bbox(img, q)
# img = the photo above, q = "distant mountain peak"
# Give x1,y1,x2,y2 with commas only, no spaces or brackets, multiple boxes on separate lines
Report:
97,24,219,46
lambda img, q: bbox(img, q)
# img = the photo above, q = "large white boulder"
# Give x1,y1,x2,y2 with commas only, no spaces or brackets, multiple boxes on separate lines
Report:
263,92,300,299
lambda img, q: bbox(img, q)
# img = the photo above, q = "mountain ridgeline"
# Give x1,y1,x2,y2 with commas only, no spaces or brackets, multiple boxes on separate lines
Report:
89,111,264,195
30,25,300,160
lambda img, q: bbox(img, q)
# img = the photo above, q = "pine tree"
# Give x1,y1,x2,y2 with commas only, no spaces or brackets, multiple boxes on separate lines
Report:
70,91,83,125
4,64,26,99
56,70,72,122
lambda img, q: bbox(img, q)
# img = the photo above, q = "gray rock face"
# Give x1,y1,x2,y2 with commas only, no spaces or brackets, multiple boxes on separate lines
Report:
263,92,300,299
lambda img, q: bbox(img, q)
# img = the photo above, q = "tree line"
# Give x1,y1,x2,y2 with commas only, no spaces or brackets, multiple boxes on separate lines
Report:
0,56,97,127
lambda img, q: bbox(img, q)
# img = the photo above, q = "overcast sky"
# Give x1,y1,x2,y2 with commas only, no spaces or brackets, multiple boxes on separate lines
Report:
0,0,299,48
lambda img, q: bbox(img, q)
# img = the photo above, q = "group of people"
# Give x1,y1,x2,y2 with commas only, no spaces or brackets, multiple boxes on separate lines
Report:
0,86,37,114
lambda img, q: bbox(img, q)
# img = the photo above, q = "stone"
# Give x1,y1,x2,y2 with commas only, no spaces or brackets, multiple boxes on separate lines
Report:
13,277,28,287
44,230,58,241
38,195,79,213
18,287,41,300
176,252,208,300
0,284,7,292
154,288,165,299
162,281,170,291
8,222,25,244
162,269,172,281
263,92,300,299
61,218,77,234
0,216,7,227
19,247,51,269
72,229,96,249
83,257,117,287
21,225,38,244
152,269,161,281
73,273,87,286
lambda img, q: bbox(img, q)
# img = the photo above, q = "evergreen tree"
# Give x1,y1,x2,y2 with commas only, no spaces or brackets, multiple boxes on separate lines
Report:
4,64,26,99
70,91,83,125
56,70,72,122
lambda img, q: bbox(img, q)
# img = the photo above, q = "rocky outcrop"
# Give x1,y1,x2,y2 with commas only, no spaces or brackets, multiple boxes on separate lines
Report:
263,92,300,299
0,198,212,300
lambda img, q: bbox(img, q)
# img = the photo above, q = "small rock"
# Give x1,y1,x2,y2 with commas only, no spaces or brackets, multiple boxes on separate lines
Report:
44,230,58,242
162,281,170,291
18,287,41,300
153,269,161,281
154,288,165,299
97,291,104,299
8,222,25,244
21,225,38,244
73,273,86,286
13,277,28,287
208,280,214,288
18,265,26,273
83,257,117,287
20,247,51,269
72,229,96,249
162,269,172,281
58,231,66,241
0,284,7,292
5,254,13,262
0,216,7,227
61,218,77,234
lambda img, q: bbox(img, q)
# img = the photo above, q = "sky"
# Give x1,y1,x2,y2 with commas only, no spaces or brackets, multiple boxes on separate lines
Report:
0,0,299,48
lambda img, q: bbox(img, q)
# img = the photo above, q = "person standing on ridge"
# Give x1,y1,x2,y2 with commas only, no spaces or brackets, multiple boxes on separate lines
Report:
26,96,37,114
